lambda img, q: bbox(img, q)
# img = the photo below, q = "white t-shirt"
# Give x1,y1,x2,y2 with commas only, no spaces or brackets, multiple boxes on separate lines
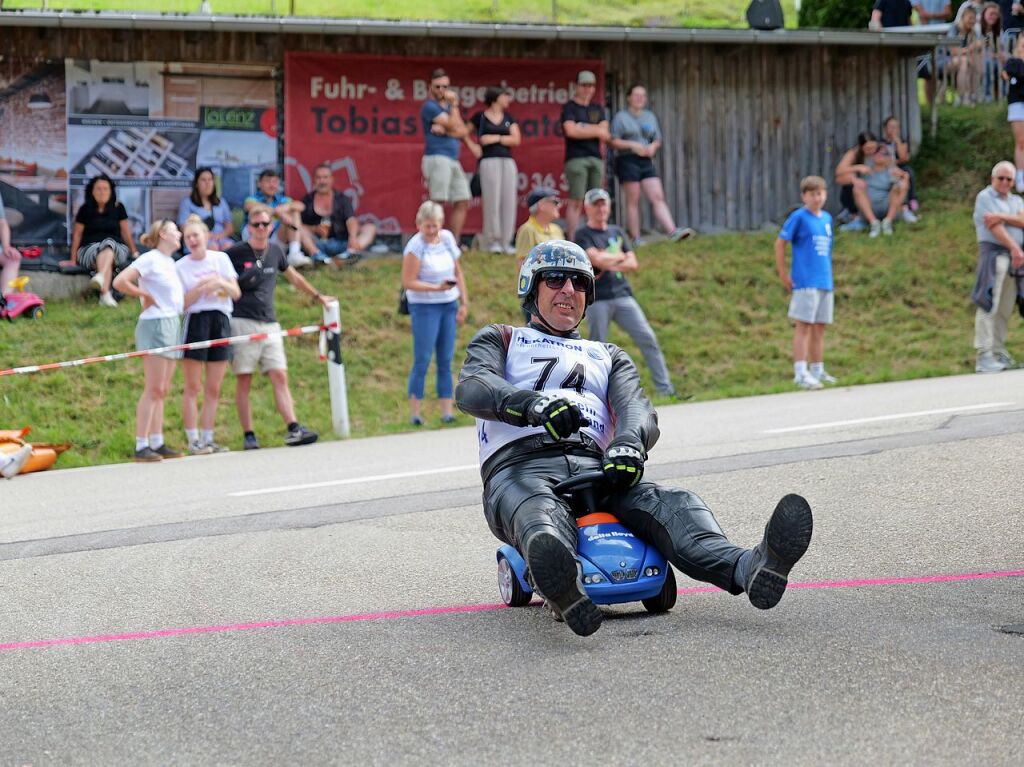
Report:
405,229,461,304
133,249,184,320
176,250,235,315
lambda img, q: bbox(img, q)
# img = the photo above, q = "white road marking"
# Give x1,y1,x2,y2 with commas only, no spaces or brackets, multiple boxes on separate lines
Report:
228,464,481,497
763,402,1014,434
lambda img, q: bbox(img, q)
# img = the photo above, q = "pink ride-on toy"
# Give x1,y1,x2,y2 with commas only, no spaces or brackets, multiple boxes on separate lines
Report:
1,276,45,321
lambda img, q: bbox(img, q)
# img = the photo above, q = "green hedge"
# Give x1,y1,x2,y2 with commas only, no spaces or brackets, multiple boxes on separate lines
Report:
798,0,874,29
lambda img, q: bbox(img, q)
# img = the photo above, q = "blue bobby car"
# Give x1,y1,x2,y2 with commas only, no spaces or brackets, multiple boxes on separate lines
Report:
496,470,678,613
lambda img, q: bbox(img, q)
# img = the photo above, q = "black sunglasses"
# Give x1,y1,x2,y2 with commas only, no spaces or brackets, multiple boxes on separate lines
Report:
995,175,1014,181
250,220,272,228
542,271,591,292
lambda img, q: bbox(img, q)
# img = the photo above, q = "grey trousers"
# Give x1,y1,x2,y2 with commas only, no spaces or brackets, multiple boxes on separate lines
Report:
974,253,1017,355
478,157,518,250
587,296,674,394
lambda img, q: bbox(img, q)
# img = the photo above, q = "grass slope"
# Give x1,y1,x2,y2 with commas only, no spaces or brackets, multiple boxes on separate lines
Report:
0,104,1007,467
2,0,799,28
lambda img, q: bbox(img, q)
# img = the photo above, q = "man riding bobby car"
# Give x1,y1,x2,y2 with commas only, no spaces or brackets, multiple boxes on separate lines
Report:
455,240,814,636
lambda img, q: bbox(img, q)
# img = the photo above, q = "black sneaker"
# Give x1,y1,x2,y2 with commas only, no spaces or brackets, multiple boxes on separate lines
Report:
243,434,260,450
525,532,602,636
285,424,319,446
745,494,814,609
153,444,184,459
133,446,163,463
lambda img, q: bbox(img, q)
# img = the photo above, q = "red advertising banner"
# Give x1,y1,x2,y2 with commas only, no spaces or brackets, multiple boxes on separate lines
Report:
283,52,604,235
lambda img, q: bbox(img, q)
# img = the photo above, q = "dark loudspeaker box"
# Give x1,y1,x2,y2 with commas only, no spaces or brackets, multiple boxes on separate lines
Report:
746,0,785,30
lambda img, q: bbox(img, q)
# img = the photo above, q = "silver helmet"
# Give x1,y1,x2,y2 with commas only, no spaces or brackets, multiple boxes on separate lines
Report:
517,240,596,308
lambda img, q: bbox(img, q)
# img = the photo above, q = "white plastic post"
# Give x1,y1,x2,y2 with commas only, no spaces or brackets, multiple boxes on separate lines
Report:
323,300,350,438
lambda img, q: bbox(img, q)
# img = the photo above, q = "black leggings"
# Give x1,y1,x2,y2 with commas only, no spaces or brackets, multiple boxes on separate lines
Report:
482,452,746,594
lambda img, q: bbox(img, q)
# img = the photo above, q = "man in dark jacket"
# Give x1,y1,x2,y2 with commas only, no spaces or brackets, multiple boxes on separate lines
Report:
455,240,814,636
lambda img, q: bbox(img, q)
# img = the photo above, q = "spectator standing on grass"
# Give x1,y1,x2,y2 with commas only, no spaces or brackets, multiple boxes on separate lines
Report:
1002,34,1024,190
561,71,610,241
852,144,910,238
466,86,521,254
914,0,952,107
0,191,21,297
226,204,331,450
177,215,240,455
243,169,312,269
574,188,677,399
980,2,1006,101
775,176,837,391
177,167,235,251
835,131,880,231
300,163,376,266
421,68,470,247
402,201,469,426
950,6,985,106
997,0,1024,31
112,219,185,463
971,161,1024,372
610,83,694,246
62,174,138,308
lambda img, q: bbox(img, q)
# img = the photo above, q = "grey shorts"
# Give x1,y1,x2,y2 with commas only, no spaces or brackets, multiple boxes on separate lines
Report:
135,316,182,360
421,155,471,203
230,317,287,375
788,288,834,324
78,239,132,273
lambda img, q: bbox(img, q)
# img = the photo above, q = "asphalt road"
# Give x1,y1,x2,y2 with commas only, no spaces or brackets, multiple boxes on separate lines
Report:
1,372,1022,765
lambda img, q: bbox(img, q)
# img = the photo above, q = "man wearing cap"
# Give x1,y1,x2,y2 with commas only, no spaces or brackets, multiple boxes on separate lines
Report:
421,68,471,246
574,188,677,398
560,70,610,240
515,187,565,265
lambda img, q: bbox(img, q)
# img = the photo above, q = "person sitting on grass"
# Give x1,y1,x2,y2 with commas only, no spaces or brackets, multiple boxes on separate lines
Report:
775,175,838,391
851,144,909,238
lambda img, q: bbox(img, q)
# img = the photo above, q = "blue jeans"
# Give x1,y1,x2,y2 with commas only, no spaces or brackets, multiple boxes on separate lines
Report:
408,300,458,399
316,237,349,257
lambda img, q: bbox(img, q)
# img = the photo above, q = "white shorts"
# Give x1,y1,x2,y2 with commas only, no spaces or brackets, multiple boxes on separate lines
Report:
229,317,287,375
1008,102,1024,122
788,288,834,324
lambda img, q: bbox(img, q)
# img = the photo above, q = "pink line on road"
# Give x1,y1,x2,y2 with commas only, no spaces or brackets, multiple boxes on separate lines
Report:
2,569,1021,653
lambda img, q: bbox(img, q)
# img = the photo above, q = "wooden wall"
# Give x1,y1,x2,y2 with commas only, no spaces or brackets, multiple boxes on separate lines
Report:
4,25,921,231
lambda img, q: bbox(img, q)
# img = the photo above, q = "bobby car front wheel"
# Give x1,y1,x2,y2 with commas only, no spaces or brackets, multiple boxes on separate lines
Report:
642,565,677,613
498,554,532,607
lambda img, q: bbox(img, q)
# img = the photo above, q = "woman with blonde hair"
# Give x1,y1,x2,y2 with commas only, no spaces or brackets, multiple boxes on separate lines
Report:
401,200,469,425
113,219,185,462
177,214,241,454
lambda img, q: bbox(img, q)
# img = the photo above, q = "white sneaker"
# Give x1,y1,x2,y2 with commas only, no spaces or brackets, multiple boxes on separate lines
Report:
487,244,504,254
1,444,33,479
188,440,213,456
814,369,838,385
881,219,893,236
976,352,1007,373
901,208,919,224
794,372,823,390
98,292,118,307
287,252,313,268
503,245,518,256
868,220,881,238
90,273,105,292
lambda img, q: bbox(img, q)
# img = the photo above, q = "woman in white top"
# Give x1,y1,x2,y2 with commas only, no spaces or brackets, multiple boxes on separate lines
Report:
401,201,469,426
177,214,241,455
113,219,185,462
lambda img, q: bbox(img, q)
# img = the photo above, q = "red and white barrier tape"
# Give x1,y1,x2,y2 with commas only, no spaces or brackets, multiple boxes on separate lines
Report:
0,321,338,378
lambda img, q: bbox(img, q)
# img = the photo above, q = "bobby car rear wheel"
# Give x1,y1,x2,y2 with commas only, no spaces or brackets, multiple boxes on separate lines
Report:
498,554,532,607
27,306,44,319
642,565,677,613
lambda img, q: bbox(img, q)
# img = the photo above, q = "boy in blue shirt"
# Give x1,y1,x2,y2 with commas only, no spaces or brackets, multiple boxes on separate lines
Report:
775,176,836,390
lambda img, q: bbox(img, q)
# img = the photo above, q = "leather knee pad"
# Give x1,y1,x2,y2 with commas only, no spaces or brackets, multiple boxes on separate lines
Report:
511,497,578,554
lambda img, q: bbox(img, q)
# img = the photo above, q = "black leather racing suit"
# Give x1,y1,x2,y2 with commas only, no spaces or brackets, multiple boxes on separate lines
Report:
455,322,746,595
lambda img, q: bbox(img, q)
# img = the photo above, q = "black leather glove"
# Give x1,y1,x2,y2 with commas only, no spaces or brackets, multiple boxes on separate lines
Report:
526,395,590,440
602,440,645,489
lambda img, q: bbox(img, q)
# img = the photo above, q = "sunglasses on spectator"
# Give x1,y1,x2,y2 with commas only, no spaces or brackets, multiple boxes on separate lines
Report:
542,271,591,292
996,175,1014,181
250,220,272,228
